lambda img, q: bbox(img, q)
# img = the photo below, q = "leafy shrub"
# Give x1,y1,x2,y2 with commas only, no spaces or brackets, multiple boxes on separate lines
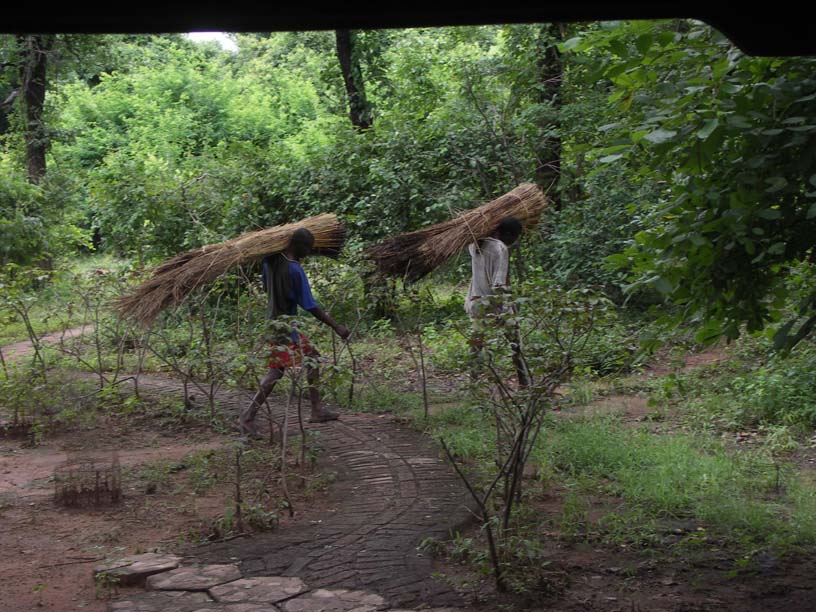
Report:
694,345,816,430
423,321,470,373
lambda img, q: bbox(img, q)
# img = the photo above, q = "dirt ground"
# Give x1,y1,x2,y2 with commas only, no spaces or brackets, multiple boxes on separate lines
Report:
0,419,221,611
432,483,816,612
0,412,323,612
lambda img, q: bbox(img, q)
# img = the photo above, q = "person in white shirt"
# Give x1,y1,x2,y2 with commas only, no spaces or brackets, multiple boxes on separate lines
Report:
465,216,529,386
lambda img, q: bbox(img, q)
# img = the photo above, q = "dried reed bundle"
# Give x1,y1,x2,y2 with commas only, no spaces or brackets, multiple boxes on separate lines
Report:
366,183,548,281
115,213,346,326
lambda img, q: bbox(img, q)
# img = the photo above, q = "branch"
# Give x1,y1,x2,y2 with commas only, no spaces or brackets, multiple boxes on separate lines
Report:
1,89,19,108
440,438,487,513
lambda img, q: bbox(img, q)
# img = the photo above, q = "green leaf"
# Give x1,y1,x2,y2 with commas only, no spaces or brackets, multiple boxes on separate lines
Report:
610,39,629,57
630,130,651,143
772,320,797,352
636,34,652,55
694,320,723,344
757,208,782,219
605,253,629,267
562,36,583,51
599,144,630,155
651,276,674,294
657,31,676,46
643,128,677,144
765,177,788,193
599,154,624,163
807,203,816,220
727,115,751,128
697,118,719,140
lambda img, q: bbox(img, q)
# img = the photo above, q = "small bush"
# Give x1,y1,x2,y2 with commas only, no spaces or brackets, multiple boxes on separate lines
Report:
690,345,816,430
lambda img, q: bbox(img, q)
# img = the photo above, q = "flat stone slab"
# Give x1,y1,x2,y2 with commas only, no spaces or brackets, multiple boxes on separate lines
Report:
208,606,282,612
146,564,242,591
210,577,307,604
281,588,387,612
95,553,182,587
108,590,212,611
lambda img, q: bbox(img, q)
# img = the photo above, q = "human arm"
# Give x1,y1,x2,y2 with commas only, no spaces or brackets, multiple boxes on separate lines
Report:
487,241,510,292
307,306,350,339
291,263,350,339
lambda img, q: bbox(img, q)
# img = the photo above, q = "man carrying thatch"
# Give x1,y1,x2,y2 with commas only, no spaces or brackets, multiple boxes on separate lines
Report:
238,228,350,438
466,216,530,387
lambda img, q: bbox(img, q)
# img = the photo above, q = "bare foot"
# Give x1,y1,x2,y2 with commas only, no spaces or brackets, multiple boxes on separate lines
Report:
233,420,264,440
308,408,340,423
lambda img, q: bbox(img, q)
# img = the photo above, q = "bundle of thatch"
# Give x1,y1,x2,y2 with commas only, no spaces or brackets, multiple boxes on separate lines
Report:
115,213,346,326
366,183,548,282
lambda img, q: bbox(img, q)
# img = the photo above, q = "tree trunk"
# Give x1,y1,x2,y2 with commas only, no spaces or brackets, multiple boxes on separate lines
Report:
17,35,54,184
335,29,372,130
533,24,564,210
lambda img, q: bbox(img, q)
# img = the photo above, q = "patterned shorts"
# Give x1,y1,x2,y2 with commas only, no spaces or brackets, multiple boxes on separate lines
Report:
268,334,317,369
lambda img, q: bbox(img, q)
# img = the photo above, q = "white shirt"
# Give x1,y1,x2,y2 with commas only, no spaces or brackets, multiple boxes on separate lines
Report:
465,238,509,318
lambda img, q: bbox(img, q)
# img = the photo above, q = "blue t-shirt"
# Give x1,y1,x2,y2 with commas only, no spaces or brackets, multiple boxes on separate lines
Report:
284,261,318,314
262,258,318,341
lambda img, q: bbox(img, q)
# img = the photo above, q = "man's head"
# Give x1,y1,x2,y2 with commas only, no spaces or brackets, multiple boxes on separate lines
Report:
289,228,316,259
494,216,523,246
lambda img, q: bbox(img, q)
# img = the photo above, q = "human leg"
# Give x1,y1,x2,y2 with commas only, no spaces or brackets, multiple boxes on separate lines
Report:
469,316,486,382
506,326,530,388
304,350,339,422
239,367,284,434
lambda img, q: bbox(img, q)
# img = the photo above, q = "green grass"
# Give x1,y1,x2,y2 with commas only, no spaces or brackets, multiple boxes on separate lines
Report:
129,458,181,492
536,417,816,550
0,368,98,426
420,402,496,459
350,384,423,413
419,394,816,553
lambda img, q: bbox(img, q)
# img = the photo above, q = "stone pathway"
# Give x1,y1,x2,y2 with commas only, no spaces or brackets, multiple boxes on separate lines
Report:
100,554,458,611
196,416,474,607
129,373,476,608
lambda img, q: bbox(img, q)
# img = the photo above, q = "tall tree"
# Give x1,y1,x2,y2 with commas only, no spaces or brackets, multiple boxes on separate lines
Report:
17,34,54,184
532,24,564,210
335,29,372,130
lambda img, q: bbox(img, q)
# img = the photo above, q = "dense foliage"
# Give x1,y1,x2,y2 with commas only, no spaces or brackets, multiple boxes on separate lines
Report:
1,20,814,345
565,21,816,345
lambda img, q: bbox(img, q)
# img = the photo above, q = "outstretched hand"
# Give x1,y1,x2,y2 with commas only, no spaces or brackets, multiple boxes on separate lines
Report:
335,324,351,340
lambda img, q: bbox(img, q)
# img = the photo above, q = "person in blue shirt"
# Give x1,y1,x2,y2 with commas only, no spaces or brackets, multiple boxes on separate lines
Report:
238,228,350,438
